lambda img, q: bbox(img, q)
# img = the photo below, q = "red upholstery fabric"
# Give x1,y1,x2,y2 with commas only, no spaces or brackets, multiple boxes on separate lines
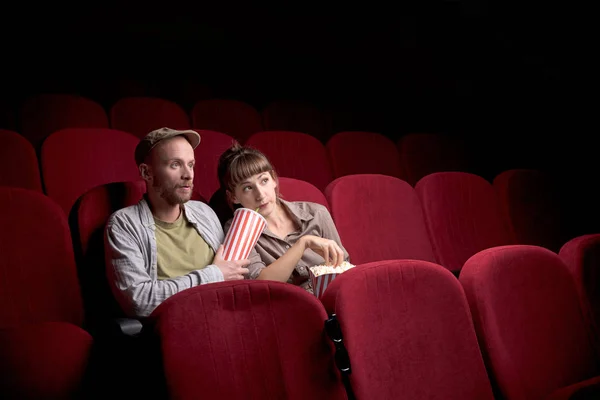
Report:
494,168,569,252
193,129,237,200
278,177,329,210
246,131,333,191
321,260,494,399
0,322,93,399
152,280,347,400
41,128,140,215
460,245,600,399
0,187,83,329
326,131,403,179
191,99,263,143
397,133,470,186
75,180,146,255
0,129,42,192
19,94,109,148
110,97,191,138
416,172,515,273
262,100,330,141
559,234,600,356
73,180,146,323
546,376,600,399
325,174,436,265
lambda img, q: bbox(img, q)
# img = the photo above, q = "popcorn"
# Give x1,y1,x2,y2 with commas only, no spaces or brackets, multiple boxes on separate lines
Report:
309,261,356,277
308,261,356,297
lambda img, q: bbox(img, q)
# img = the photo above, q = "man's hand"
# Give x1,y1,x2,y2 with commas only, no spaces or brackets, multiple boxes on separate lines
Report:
213,245,251,280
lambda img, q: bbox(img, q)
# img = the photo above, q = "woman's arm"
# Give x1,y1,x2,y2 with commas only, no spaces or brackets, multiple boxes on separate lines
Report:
318,207,350,261
257,235,344,282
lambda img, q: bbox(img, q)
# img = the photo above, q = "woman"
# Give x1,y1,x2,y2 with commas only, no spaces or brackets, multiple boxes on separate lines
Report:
217,142,350,292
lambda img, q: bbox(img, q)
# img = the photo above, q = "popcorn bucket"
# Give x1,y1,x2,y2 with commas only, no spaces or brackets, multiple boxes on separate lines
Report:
222,208,267,261
308,262,356,298
309,269,342,298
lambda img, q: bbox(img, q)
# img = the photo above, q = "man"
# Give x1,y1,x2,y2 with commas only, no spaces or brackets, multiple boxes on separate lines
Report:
105,127,250,318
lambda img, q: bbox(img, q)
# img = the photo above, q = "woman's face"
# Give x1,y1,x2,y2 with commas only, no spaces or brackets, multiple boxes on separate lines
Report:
230,171,278,216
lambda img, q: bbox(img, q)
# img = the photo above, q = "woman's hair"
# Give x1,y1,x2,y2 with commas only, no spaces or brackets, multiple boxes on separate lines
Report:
217,142,279,198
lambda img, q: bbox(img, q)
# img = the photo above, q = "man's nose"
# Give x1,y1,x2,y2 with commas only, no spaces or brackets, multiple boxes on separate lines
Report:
182,165,193,179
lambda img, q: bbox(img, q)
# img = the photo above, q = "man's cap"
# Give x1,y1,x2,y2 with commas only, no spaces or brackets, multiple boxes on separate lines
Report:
135,127,201,165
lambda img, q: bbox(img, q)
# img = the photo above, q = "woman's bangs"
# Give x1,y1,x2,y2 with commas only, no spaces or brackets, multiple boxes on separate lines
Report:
230,154,272,188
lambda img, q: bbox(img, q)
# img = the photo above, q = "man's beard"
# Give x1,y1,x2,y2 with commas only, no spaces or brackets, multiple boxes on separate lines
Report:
153,180,193,206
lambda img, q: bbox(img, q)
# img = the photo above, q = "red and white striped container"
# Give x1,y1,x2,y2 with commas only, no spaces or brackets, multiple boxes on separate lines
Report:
308,262,356,297
308,269,342,298
222,208,267,261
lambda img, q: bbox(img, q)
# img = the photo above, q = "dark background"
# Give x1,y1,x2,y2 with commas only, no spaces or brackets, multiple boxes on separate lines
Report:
0,1,595,179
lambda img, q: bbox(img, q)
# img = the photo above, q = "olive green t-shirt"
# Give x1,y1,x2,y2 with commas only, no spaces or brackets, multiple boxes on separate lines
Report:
154,213,215,280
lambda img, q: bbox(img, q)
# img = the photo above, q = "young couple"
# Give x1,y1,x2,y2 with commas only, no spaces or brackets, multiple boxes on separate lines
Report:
105,127,349,318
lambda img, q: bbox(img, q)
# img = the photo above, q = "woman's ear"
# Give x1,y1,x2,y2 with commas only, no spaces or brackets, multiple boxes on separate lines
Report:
226,189,240,205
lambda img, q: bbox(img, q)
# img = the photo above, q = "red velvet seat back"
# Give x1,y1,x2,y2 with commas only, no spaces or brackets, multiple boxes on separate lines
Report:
0,187,83,329
153,280,347,400
19,94,109,148
278,177,329,210
460,245,600,399
191,99,262,143
327,131,403,179
0,129,42,191
494,168,569,252
326,174,435,265
559,234,600,356
416,172,515,273
41,128,140,215
110,96,190,138
246,130,333,191
321,260,494,399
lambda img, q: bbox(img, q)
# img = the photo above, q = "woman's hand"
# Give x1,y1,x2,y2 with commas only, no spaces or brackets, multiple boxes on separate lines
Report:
301,235,345,267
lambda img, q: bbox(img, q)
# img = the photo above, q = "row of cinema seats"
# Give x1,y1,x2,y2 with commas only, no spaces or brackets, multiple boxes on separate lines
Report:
2,184,600,399
2,94,598,398
2,120,597,315
1,118,591,257
1,117,596,318
3,94,381,147
2,122,471,204
69,171,592,331
3,125,503,218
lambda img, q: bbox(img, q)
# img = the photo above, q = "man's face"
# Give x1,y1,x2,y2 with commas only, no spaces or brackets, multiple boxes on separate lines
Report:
142,136,195,206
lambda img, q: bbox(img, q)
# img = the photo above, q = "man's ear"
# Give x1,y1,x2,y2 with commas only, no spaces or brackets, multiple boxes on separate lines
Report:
139,164,152,182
